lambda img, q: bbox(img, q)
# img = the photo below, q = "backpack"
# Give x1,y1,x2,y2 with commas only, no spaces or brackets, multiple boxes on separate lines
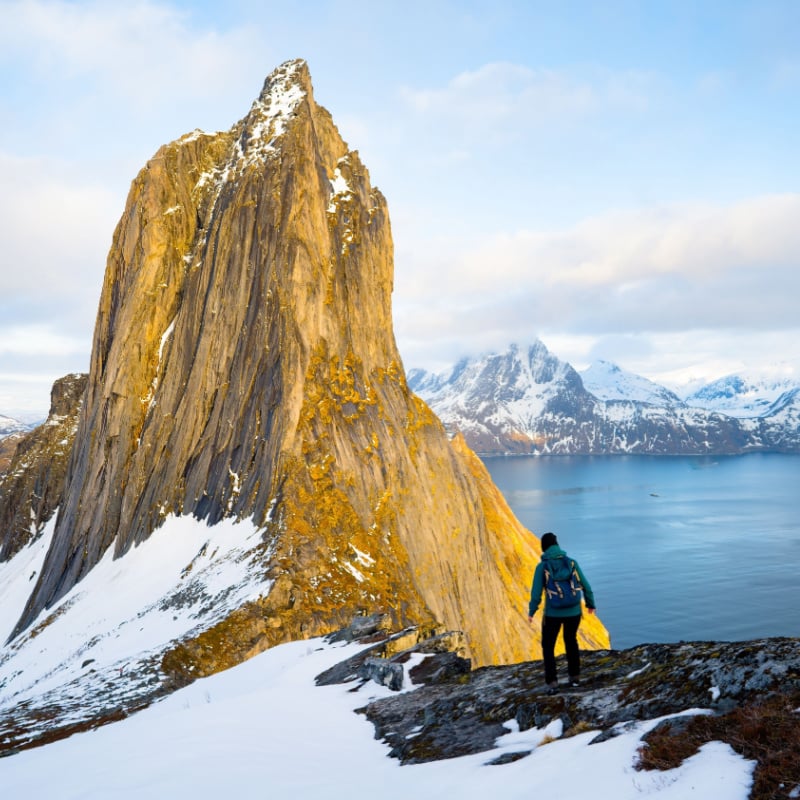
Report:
543,556,582,609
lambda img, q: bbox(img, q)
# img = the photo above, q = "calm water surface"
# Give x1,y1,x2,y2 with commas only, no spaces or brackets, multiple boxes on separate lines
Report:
482,454,800,649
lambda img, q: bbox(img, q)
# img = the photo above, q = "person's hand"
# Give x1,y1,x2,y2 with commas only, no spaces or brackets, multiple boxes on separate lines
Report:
527,615,533,623
587,608,596,615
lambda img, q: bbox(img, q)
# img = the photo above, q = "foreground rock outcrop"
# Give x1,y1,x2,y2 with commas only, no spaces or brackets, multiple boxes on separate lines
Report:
316,622,799,798
8,60,609,667
350,635,800,764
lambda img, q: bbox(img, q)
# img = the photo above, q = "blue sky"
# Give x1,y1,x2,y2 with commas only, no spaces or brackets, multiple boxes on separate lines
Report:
1,0,799,416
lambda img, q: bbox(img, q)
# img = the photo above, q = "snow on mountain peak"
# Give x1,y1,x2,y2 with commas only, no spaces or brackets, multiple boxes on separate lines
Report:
0,414,30,438
581,361,683,407
410,343,800,454
681,370,800,418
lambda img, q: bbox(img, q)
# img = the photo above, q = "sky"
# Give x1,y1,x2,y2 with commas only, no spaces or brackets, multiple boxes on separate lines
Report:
1,0,799,418
0,513,754,798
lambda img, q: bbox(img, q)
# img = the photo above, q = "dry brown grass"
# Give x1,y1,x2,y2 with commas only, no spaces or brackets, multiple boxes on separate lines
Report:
637,691,800,799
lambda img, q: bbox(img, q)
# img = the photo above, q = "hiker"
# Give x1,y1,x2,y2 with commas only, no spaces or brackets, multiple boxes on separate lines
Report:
527,531,596,694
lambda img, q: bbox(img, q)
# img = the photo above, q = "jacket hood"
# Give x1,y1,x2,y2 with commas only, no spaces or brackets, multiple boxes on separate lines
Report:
541,545,573,579
542,544,568,560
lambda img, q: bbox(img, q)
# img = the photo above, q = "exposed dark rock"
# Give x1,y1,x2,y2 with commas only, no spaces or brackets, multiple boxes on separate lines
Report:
0,433,25,476
0,374,87,561
316,621,468,688
326,612,392,644
485,751,532,765
331,636,800,765
408,650,471,685
359,657,404,691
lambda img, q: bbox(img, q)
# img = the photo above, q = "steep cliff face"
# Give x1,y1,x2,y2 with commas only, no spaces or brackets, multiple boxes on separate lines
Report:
0,434,24,477
0,374,87,561
11,61,609,665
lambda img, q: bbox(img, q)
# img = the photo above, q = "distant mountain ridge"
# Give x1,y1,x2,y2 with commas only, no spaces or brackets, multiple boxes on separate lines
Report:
581,360,683,407
0,416,36,476
0,414,32,439
408,341,800,455
681,371,800,418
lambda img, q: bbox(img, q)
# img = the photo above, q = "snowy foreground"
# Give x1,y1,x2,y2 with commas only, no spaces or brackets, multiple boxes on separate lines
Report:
1,635,753,799
0,513,754,798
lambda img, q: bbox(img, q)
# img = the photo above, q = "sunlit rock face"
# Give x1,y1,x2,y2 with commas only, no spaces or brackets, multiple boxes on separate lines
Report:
11,60,608,666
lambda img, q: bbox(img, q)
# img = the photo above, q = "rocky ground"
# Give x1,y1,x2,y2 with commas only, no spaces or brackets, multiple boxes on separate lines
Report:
3,614,799,798
318,616,800,797
317,617,799,763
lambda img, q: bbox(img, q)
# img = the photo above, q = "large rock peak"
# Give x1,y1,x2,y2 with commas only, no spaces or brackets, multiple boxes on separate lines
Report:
11,61,608,666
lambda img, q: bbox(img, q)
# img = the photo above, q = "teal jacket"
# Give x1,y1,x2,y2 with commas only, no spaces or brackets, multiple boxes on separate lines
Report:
528,544,596,618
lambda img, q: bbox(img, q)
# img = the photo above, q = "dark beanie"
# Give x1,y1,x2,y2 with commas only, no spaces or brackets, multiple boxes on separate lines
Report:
540,532,558,551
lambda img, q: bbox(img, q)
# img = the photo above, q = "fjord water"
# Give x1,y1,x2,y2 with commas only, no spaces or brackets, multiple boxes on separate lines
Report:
483,454,800,649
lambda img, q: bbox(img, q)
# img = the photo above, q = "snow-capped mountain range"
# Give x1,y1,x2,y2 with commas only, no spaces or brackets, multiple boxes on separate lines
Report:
681,371,800,418
0,414,31,439
580,361,684,407
408,342,800,455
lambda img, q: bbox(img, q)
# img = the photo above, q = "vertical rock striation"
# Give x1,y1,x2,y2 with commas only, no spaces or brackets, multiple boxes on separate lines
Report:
11,61,608,665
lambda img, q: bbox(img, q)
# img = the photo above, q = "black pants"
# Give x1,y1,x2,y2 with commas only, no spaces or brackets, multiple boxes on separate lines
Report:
542,613,582,684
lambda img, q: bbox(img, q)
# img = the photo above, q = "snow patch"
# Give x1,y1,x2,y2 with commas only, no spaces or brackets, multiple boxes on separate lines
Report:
0,638,755,799
140,317,176,418
0,516,57,643
342,561,366,583
194,59,306,199
626,661,651,679
582,360,683,406
328,166,353,212
179,129,215,144
0,514,268,705
349,543,375,568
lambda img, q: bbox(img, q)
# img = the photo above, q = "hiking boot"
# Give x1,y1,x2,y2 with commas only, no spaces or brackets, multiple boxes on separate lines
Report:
568,677,580,687
546,682,559,695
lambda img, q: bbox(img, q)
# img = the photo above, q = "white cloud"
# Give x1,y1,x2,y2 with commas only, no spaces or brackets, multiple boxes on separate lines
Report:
0,324,88,357
394,193,800,373
0,0,261,115
0,152,115,301
399,62,655,134
398,192,800,313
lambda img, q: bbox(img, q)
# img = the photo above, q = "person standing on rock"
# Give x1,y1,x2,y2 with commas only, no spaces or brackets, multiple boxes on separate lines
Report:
527,532,596,694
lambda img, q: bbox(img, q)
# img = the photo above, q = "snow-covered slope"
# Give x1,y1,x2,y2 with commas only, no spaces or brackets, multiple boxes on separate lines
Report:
0,512,271,745
0,629,754,800
581,361,683,406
